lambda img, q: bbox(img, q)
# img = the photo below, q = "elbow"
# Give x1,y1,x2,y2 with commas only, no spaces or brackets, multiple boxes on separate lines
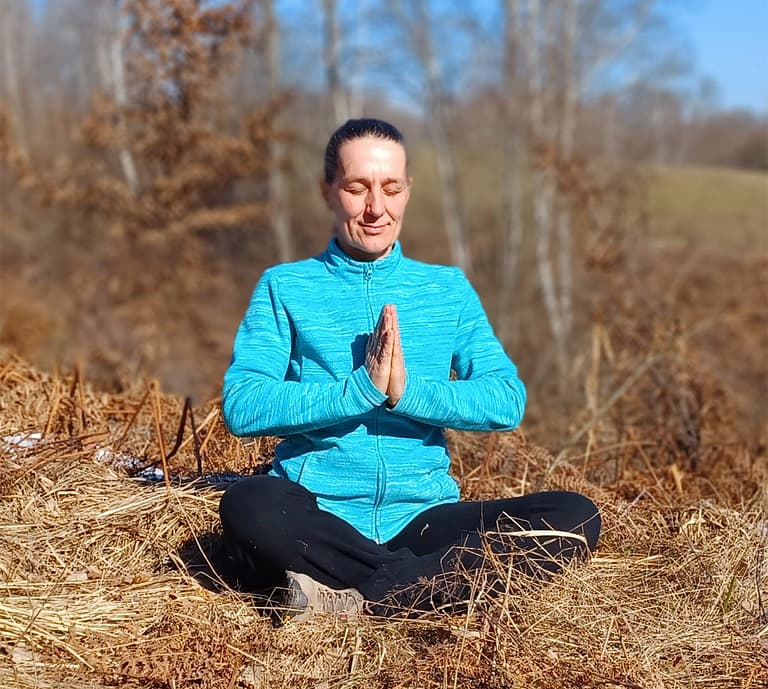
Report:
500,378,526,430
221,395,248,437
513,379,527,427
221,382,264,437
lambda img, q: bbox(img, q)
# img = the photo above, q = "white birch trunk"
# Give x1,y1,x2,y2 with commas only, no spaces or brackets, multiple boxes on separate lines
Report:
103,2,138,194
265,0,293,262
1,4,28,157
500,0,526,342
416,1,472,275
96,6,113,93
347,0,366,119
526,0,567,377
430,111,472,275
556,0,578,340
323,0,348,125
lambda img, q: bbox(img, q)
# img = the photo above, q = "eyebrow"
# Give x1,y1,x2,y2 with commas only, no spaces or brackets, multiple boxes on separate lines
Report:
341,176,407,185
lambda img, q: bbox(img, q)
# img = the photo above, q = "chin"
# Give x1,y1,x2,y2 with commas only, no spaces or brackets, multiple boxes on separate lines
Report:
347,237,391,256
364,241,394,257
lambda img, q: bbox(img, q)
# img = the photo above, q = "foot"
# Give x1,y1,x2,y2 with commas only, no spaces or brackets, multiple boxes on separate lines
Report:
278,571,365,623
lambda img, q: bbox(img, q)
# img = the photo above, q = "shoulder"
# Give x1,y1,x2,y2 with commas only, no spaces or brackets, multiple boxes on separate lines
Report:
263,253,326,281
255,254,330,297
402,256,467,282
399,256,470,288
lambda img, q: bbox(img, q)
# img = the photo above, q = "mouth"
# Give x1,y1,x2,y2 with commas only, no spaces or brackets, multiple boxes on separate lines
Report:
359,223,389,234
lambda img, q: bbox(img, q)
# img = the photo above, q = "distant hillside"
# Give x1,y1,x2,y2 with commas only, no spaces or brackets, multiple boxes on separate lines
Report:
645,165,768,250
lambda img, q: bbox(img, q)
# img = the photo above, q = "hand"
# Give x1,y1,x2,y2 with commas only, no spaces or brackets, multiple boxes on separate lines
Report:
366,306,394,395
365,304,406,406
386,306,406,406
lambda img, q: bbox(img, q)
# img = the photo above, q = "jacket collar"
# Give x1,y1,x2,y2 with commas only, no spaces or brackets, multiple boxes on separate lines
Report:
324,238,403,277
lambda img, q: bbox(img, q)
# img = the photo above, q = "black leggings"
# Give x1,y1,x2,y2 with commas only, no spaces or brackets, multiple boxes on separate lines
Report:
219,476,601,615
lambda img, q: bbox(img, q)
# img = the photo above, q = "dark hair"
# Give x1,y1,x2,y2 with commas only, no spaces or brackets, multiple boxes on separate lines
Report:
323,118,405,184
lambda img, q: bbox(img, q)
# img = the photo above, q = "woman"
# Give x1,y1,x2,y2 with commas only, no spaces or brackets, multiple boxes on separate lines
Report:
219,118,600,620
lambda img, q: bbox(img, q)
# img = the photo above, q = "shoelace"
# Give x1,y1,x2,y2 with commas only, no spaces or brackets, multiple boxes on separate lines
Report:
317,586,359,613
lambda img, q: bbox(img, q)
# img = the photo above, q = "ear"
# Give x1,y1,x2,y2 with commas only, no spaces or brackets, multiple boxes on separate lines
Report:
320,179,332,207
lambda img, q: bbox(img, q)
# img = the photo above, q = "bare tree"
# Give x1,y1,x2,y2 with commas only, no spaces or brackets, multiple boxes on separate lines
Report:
264,0,293,262
323,0,349,126
0,0,30,157
555,0,578,348
522,0,567,377
347,0,368,119
321,0,368,127
499,0,527,342
96,1,139,194
5,0,274,241
388,0,473,275
510,0,651,384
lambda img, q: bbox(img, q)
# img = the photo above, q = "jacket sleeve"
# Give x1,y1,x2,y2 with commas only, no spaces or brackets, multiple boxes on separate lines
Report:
222,271,386,437
389,270,526,431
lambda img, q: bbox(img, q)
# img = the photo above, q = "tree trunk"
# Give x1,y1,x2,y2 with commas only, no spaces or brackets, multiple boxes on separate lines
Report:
556,0,578,341
323,0,348,125
429,112,472,275
415,1,472,275
264,0,293,262
1,4,28,157
526,0,568,379
347,0,366,119
499,0,526,343
102,2,139,194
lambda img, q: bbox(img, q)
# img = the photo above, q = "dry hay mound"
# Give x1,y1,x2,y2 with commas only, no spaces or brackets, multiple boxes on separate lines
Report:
1,349,766,688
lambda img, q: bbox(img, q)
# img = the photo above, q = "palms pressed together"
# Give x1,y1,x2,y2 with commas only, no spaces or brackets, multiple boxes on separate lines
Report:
366,304,406,407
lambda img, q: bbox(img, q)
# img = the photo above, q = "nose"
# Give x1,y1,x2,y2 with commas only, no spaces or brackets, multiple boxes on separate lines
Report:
366,187,385,216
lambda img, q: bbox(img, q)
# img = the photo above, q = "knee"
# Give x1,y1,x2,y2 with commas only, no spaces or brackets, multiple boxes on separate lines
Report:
219,476,309,540
556,491,601,552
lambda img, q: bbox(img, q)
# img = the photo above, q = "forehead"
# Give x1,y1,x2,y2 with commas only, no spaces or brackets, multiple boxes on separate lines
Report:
337,137,407,178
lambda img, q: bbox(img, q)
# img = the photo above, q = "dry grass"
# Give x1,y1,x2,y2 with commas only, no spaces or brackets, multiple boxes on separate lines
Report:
1,348,766,688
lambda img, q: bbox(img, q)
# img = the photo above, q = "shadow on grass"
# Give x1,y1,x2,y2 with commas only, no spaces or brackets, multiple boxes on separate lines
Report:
174,531,237,592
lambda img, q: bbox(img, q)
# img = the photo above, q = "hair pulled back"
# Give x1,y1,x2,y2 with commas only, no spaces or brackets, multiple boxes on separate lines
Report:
323,118,405,184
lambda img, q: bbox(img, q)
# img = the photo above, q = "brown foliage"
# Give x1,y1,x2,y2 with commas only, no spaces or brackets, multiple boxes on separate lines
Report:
4,0,273,239
0,1,286,398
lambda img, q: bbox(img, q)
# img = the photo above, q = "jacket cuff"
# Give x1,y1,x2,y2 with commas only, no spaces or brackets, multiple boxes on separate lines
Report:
386,374,428,418
349,366,388,408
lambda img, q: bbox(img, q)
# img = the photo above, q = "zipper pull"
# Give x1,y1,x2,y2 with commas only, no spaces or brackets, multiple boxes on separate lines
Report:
364,264,373,281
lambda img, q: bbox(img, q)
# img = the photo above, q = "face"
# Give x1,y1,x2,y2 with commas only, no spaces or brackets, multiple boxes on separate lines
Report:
322,136,411,261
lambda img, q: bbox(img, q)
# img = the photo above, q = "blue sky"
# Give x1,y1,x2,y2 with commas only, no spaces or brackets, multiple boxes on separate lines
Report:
281,0,768,115
28,0,768,114
677,0,768,112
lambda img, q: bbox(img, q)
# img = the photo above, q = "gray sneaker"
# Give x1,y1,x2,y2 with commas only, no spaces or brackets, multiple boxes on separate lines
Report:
279,571,365,622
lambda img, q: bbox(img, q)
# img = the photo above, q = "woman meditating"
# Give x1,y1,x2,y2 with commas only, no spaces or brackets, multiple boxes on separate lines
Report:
219,118,600,620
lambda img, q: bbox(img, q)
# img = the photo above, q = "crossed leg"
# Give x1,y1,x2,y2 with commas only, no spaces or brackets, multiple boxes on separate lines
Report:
219,476,601,616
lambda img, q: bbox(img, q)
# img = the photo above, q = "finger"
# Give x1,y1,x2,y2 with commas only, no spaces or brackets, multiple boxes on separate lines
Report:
365,330,377,357
367,326,390,360
391,327,404,367
366,330,392,394
376,305,388,333
380,322,393,356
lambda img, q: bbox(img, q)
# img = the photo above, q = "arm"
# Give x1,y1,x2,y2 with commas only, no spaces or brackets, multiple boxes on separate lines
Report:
222,272,387,437
389,271,526,431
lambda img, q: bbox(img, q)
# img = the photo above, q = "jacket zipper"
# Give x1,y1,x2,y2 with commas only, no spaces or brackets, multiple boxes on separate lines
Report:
364,264,386,542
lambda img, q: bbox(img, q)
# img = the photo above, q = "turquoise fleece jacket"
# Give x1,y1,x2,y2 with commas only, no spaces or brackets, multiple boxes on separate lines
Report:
222,239,526,543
